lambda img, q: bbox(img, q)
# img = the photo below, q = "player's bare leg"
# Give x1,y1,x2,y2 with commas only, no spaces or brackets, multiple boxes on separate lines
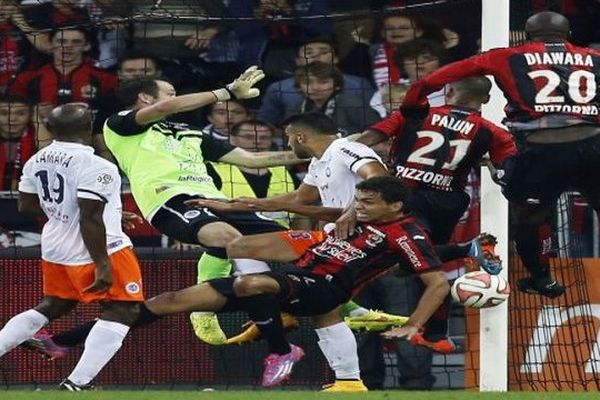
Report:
226,232,303,262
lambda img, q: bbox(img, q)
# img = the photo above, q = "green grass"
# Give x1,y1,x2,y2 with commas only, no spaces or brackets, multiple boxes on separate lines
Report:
1,391,599,400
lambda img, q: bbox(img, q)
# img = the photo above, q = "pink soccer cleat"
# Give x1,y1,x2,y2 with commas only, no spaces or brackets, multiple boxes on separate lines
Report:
261,344,305,387
22,329,69,360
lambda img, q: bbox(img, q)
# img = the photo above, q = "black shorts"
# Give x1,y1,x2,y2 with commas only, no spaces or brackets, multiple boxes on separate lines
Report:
408,188,471,245
502,133,600,207
150,194,285,244
266,269,350,316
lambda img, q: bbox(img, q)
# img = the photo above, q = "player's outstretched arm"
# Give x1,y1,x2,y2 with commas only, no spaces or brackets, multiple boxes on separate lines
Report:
217,147,306,168
383,271,449,340
135,66,265,125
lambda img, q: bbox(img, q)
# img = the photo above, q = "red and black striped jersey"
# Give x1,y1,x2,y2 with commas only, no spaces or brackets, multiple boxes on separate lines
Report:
403,40,600,132
370,105,516,192
9,61,117,108
294,215,441,297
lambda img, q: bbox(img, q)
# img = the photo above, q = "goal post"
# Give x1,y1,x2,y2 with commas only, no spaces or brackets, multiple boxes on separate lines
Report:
479,0,510,392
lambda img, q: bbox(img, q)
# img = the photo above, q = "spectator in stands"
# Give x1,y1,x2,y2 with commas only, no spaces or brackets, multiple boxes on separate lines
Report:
257,37,375,125
0,1,52,91
369,38,448,108
371,82,410,118
284,62,380,134
209,119,296,226
368,13,458,88
116,52,162,81
0,96,35,191
9,27,117,116
227,0,332,76
203,99,252,141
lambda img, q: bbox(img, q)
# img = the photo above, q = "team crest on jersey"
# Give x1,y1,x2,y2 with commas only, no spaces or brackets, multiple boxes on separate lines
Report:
184,210,201,219
125,282,141,294
80,84,98,99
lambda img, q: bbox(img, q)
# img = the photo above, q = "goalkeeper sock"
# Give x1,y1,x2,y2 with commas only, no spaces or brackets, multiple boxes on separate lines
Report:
197,253,232,283
67,320,129,386
0,309,48,356
315,322,360,379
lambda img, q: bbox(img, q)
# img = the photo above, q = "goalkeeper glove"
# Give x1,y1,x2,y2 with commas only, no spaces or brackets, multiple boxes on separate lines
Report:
212,66,265,101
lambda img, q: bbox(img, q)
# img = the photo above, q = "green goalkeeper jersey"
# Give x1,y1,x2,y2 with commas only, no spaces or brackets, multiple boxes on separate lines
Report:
103,109,234,218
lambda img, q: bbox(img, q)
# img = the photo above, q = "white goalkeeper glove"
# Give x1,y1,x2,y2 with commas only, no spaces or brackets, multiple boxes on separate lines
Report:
212,66,265,101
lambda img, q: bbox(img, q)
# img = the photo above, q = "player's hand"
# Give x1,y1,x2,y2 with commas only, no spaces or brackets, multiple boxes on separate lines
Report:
122,211,143,230
184,198,254,212
334,206,357,239
226,66,265,99
236,197,284,211
381,325,420,340
83,264,113,294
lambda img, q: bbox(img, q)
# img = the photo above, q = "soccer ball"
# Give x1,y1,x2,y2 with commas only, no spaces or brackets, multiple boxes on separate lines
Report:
451,271,510,308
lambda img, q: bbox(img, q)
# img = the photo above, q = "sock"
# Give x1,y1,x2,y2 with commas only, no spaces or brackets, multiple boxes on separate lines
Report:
0,309,48,357
340,301,368,318
423,294,450,341
53,320,97,347
67,320,130,386
315,322,360,380
197,253,232,283
514,222,552,280
233,258,271,275
237,294,290,354
434,243,471,262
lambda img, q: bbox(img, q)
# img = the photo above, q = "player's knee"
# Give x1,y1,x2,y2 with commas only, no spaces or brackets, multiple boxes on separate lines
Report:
101,302,141,327
226,237,252,258
35,297,75,320
232,275,275,297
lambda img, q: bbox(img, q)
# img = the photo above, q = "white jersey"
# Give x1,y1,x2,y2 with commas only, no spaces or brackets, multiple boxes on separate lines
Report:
18,141,131,265
303,138,384,208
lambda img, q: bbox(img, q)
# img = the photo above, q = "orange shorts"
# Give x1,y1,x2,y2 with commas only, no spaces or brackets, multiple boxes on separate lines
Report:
278,230,327,256
41,247,144,303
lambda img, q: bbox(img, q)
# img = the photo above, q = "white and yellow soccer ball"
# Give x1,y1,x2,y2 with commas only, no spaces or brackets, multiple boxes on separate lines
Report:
451,271,510,308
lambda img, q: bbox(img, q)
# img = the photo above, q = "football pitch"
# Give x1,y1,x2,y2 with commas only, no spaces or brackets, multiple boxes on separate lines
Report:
1,391,599,400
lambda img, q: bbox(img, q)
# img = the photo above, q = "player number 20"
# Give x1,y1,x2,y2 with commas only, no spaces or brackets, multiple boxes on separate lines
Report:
528,69,596,104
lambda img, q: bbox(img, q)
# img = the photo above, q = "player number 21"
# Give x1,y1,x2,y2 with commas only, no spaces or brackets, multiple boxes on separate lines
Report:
406,130,470,170
35,170,65,204
528,69,596,104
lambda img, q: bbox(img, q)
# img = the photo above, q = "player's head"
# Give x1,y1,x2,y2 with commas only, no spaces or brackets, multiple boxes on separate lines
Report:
354,176,410,223
45,103,92,141
445,76,492,109
283,112,338,158
525,11,569,41
117,77,176,109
